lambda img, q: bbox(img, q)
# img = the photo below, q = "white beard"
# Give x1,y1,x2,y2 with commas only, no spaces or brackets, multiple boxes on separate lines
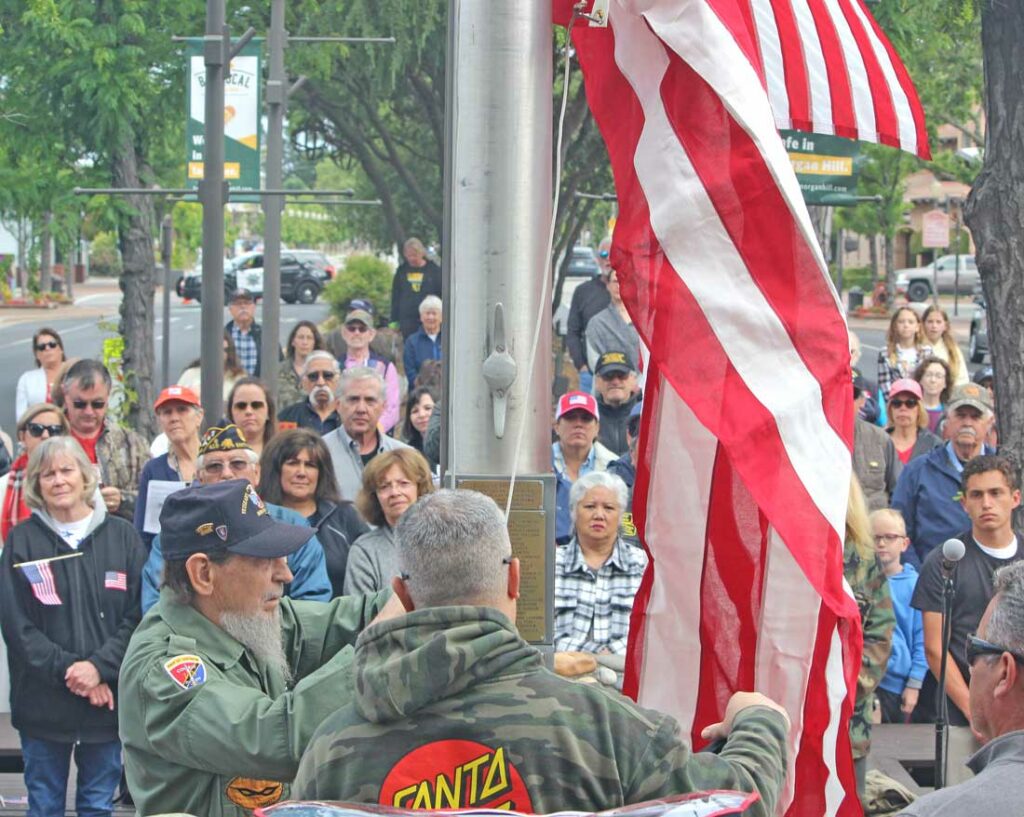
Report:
220,606,292,684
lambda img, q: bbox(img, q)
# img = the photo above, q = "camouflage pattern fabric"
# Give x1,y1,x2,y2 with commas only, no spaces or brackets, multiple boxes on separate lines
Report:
96,421,150,521
844,540,896,759
293,606,788,816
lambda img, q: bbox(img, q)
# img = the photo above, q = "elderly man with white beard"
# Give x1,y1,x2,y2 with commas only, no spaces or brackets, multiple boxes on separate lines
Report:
118,479,397,817
278,351,343,436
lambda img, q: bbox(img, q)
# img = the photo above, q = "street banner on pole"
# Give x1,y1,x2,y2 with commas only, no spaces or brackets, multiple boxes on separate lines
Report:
922,209,950,248
185,39,262,196
780,130,862,206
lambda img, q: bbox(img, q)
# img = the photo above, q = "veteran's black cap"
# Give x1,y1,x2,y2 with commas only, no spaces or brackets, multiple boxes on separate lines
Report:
595,351,634,377
159,479,312,561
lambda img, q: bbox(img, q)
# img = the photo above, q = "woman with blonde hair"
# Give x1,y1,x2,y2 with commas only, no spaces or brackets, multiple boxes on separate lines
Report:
921,305,968,385
844,474,895,798
885,378,941,465
876,307,931,402
343,448,435,594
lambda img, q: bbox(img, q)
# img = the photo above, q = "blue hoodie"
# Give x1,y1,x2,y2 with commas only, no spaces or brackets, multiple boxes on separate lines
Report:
879,562,927,695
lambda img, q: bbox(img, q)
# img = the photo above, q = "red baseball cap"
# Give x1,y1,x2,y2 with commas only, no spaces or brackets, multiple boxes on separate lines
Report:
556,391,599,421
154,385,201,411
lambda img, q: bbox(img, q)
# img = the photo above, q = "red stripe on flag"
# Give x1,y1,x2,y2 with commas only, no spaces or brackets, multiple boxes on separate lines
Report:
704,0,766,83
766,0,813,131
805,0,857,139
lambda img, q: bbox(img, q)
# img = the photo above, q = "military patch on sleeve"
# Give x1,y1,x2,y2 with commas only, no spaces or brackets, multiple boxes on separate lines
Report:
225,777,284,809
164,654,207,690
380,740,532,811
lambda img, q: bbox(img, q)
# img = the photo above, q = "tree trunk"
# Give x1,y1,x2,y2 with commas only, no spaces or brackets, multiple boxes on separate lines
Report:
869,234,880,288
807,206,833,261
111,133,157,439
16,218,29,296
884,233,896,306
39,212,53,296
964,0,1024,474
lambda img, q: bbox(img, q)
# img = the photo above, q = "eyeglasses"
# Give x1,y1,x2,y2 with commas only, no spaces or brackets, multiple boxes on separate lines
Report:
965,633,1024,668
401,555,512,581
377,478,414,494
305,370,337,383
26,422,64,438
344,322,370,333
890,398,919,409
71,399,106,411
201,458,252,476
233,400,266,412
873,533,904,544
35,341,60,351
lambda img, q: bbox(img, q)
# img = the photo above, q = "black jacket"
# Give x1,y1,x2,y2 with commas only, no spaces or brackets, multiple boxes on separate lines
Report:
0,509,146,742
390,260,442,338
566,277,610,370
597,393,640,456
310,500,369,598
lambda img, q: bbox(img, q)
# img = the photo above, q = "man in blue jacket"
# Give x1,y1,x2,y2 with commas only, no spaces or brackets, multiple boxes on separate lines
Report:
892,383,995,566
140,425,331,612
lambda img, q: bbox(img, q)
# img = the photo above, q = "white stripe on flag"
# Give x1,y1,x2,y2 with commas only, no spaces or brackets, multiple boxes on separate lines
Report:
823,625,852,815
750,0,791,128
788,0,835,133
756,528,823,812
635,376,717,734
611,6,850,540
821,0,877,139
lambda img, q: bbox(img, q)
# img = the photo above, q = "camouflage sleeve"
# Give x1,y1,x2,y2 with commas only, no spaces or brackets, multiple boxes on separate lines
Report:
628,707,788,817
858,553,895,699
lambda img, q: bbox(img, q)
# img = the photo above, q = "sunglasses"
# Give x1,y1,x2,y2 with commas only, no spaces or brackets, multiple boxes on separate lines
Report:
305,370,337,383
344,322,370,333
35,340,60,351
233,400,266,412
26,422,64,438
890,398,919,409
71,399,106,411
965,633,1024,668
201,458,252,476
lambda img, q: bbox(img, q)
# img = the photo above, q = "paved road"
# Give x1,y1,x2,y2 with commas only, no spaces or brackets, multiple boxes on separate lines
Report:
0,290,329,433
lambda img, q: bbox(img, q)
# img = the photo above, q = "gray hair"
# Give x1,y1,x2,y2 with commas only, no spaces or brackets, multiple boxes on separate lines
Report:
403,237,426,254
340,366,386,402
396,489,511,608
987,561,1024,656
23,436,98,511
301,350,340,378
62,358,112,394
196,446,259,473
569,471,628,522
418,295,442,314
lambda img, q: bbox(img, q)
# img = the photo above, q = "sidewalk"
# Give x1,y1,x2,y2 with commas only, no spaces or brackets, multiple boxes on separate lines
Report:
845,292,977,342
0,278,139,328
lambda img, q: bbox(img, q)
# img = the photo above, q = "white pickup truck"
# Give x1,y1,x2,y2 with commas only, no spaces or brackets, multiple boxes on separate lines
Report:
895,254,978,302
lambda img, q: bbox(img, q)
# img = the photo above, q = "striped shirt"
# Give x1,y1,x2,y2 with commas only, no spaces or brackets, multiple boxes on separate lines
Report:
554,536,647,655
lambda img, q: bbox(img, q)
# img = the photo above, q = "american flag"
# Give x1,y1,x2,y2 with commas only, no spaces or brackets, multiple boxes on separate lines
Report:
556,1,927,814
18,562,62,606
105,571,128,591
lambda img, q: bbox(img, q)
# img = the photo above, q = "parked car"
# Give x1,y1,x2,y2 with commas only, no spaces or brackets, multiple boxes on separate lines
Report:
895,254,978,302
969,291,989,364
181,250,331,304
553,246,601,336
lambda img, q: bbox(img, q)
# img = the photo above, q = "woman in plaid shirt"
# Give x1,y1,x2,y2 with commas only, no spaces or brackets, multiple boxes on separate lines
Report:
554,471,647,660
876,307,931,403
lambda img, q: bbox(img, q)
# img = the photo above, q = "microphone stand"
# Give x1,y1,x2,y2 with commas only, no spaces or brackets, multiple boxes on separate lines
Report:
935,571,956,789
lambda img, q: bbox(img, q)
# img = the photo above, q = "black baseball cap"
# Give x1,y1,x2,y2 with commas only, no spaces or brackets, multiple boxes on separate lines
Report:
973,366,994,387
160,480,312,561
595,351,634,377
229,288,256,303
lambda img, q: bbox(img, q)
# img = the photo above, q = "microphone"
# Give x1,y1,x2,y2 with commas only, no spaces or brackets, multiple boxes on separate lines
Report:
940,538,966,577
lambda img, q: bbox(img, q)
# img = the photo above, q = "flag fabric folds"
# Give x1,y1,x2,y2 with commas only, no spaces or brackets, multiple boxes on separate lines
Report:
18,561,62,606
554,0,927,814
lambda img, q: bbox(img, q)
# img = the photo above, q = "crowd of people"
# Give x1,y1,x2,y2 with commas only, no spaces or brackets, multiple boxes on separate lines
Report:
0,239,1016,817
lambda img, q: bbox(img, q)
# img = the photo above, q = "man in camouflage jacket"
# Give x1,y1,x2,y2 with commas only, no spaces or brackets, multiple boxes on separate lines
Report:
294,489,791,815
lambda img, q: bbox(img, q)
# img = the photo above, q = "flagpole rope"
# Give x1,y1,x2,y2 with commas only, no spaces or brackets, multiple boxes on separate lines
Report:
504,4,583,521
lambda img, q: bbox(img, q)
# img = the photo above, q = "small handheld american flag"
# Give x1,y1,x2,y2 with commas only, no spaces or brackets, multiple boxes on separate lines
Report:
18,562,62,606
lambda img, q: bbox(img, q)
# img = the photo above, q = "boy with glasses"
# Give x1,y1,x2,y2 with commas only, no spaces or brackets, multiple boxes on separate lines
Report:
278,352,343,435
870,508,926,723
60,359,149,520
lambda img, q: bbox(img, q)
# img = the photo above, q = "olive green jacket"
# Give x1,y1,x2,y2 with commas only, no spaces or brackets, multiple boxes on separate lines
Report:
293,606,788,816
118,587,387,817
